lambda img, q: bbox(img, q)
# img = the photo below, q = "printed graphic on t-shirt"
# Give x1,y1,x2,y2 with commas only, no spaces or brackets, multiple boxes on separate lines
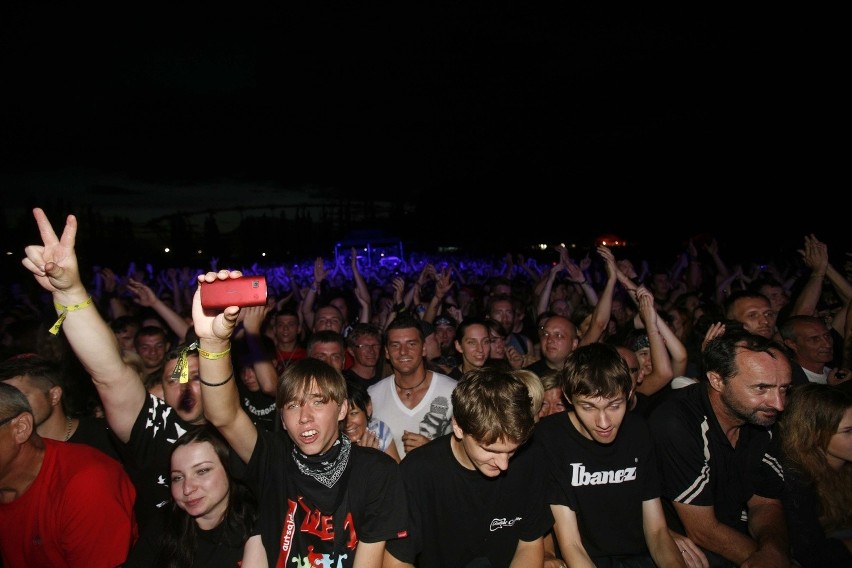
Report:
276,495,356,568
419,396,451,438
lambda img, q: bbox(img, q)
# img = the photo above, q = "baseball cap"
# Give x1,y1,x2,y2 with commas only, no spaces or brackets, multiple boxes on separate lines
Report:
434,315,457,328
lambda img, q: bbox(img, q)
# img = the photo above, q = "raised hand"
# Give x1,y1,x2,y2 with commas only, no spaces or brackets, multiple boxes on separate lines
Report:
564,260,585,284
392,276,405,304
101,267,119,296
313,256,328,284
126,278,159,307
434,267,453,299
597,245,616,278
686,239,699,260
21,208,81,295
701,322,726,352
192,271,244,343
798,234,829,274
242,302,273,334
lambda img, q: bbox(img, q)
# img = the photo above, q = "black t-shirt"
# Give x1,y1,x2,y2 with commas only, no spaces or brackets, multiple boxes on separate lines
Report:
244,429,408,568
125,511,247,568
118,394,192,532
387,434,552,568
524,358,558,377
343,368,383,389
237,380,277,431
534,410,660,558
68,415,123,462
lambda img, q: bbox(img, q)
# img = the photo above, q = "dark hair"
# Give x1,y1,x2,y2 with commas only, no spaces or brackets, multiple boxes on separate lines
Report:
702,328,789,382
307,330,346,354
273,308,300,321
560,343,632,400
134,325,170,347
109,315,140,334
346,378,372,419
158,425,257,568
0,353,64,394
485,318,508,339
454,317,489,343
384,315,424,343
452,367,535,446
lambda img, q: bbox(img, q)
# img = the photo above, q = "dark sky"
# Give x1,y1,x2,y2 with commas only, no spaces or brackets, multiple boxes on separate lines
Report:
0,4,844,260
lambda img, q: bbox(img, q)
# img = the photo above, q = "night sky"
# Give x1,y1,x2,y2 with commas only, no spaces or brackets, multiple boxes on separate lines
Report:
0,4,844,263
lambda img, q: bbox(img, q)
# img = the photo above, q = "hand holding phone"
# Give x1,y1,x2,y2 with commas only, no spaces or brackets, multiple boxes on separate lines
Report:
200,276,268,310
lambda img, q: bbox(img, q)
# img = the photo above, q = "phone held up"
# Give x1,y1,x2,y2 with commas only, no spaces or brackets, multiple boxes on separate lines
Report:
200,276,268,310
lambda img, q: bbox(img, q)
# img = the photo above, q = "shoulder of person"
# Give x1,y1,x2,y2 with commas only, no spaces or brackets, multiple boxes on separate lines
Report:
352,444,397,468
400,434,449,467
430,371,457,385
367,376,391,394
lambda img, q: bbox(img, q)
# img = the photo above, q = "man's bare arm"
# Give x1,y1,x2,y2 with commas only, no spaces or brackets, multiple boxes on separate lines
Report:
193,270,259,463
22,208,145,442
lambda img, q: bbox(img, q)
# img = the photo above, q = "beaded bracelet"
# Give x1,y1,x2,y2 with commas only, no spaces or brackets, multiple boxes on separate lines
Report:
199,373,234,387
198,346,231,360
49,297,94,335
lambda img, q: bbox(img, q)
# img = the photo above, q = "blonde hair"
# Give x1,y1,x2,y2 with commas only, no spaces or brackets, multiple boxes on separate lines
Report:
510,369,544,420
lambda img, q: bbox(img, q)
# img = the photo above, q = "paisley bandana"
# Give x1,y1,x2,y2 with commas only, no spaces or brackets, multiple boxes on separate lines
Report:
292,434,352,488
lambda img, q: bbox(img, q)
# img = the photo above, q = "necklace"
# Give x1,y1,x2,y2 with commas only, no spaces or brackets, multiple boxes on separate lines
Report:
63,416,73,442
278,346,300,370
394,372,428,399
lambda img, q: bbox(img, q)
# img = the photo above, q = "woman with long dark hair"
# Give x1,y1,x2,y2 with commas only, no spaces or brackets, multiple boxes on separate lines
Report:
128,424,257,567
778,383,852,567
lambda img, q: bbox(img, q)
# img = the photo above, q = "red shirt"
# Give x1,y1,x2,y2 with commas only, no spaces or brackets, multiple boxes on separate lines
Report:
0,438,137,567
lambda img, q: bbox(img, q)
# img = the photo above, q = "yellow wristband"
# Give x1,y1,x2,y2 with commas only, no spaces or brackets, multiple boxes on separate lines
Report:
50,297,94,335
198,346,231,360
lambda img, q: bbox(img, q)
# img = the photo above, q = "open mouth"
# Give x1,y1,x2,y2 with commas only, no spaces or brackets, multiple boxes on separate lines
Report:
300,429,319,443
179,389,195,412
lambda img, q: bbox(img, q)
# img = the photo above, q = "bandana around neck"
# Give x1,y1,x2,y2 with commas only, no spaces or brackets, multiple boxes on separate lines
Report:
292,434,352,488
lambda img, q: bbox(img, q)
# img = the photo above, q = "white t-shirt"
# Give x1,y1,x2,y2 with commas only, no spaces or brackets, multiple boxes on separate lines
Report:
803,366,830,384
368,371,456,459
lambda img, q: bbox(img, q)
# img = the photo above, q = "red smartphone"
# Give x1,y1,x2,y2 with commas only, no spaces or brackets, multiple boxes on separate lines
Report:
200,276,268,309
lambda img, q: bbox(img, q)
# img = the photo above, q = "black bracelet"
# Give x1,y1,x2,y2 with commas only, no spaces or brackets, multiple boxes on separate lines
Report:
199,372,234,387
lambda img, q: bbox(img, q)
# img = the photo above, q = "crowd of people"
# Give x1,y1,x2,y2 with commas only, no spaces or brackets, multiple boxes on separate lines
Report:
0,206,850,567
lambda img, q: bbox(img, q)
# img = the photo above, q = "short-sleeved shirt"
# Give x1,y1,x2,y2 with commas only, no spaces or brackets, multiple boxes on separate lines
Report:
649,383,785,535
118,393,193,531
387,434,552,568
0,438,137,567
534,410,661,558
244,430,408,568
